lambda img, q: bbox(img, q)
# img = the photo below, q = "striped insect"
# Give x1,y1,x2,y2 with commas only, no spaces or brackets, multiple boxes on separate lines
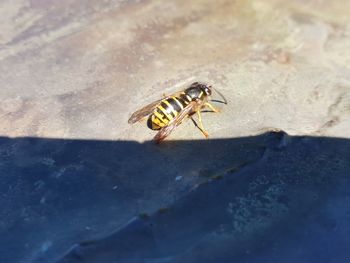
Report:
128,82,227,143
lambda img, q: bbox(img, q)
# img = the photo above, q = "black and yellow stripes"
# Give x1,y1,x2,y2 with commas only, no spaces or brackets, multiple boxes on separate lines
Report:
147,95,191,130
169,97,183,112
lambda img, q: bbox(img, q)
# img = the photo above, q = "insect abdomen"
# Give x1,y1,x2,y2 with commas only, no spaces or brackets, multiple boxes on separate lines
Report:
147,95,189,130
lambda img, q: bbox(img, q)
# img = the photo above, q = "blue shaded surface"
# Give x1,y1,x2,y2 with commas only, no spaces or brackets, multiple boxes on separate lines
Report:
0,132,349,263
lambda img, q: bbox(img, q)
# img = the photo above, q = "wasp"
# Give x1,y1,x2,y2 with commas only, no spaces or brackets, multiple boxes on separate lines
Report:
128,82,227,143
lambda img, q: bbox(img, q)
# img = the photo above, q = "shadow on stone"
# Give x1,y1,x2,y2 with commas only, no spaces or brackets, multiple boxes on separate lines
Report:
0,132,349,263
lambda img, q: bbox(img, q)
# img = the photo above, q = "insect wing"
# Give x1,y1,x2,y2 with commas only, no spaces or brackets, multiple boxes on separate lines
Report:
128,90,185,124
128,99,162,124
154,101,197,143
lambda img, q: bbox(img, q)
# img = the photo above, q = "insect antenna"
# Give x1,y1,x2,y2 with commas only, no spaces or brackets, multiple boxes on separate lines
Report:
210,87,227,104
210,99,226,104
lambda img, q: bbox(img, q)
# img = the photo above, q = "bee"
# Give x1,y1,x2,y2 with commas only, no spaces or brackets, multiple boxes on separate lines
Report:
128,82,227,143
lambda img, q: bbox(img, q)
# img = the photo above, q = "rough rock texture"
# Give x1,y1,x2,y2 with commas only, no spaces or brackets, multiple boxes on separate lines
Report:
0,0,349,263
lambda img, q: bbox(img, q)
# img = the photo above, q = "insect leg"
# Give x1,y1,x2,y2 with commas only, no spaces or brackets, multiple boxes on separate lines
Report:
196,111,209,138
190,116,208,137
204,102,220,113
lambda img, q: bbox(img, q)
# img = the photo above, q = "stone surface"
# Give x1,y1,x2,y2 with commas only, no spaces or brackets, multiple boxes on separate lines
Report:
0,0,349,263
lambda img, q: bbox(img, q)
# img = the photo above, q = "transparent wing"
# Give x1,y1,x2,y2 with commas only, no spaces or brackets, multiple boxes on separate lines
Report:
128,99,162,124
154,101,197,143
128,91,184,124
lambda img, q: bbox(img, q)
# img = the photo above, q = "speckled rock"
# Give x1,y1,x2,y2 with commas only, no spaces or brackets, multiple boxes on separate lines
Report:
0,1,349,263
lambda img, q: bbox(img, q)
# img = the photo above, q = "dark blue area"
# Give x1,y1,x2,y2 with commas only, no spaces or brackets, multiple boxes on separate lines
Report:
0,132,349,263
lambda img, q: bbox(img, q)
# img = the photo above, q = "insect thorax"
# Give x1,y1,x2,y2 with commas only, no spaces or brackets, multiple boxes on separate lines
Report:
184,82,210,100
